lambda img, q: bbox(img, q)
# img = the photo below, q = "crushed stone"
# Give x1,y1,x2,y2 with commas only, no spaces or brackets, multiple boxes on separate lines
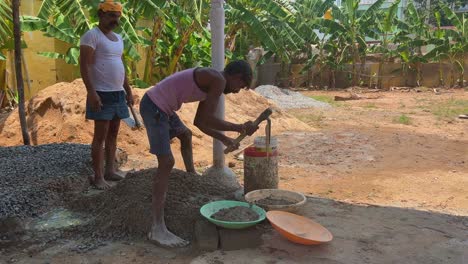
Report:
0,143,91,219
254,85,331,109
70,168,239,240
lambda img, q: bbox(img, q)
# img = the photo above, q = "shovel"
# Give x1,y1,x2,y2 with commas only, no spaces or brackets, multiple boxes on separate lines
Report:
122,106,143,130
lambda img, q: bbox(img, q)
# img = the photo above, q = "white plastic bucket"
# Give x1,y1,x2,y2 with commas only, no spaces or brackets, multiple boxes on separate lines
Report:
254,136,278,153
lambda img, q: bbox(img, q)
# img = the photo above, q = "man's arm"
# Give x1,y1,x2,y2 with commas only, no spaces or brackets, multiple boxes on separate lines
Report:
122,55,134,106
80,45,102,111
193,69,244,133
80,45,95,93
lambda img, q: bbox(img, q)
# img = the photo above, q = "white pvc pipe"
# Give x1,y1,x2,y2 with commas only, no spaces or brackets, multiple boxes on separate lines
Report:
210,0,225,168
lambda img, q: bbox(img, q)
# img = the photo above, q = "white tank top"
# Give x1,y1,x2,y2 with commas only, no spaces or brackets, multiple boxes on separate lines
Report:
80,27,125,92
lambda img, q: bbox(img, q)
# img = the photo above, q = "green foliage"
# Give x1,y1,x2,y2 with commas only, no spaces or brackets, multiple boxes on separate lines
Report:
431,99,468,119
308,95,345,107
8,0,468,88
393,114,412,125
0,0,13,59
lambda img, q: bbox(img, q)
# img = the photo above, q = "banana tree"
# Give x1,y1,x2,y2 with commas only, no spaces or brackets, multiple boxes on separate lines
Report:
394,0,430,86
0,0,13,61
372,0,401,89
323,0,386,86
290,0,335,87
139,1,210,83
438,2,467,87
0,0,12,106
226,0,304,62
21,0,144,78
0,0,27,106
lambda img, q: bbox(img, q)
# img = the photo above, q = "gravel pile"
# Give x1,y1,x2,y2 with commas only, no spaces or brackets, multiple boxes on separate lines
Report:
0,143,240,242
71,168,238,240
255,85,331,109
0,143,92,219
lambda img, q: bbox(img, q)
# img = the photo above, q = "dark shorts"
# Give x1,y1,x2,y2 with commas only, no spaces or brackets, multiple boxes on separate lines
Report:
139,94,188,156
85,90,130,120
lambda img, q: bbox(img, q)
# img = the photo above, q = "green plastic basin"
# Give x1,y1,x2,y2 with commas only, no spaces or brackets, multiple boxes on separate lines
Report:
200,200,266,229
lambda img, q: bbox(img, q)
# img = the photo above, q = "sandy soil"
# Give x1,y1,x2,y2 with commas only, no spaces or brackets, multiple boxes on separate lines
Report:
277,89,468,216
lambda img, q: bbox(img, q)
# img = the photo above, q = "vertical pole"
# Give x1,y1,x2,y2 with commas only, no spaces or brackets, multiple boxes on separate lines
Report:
210,0,225,168
204,0,239,192
12,0,30,145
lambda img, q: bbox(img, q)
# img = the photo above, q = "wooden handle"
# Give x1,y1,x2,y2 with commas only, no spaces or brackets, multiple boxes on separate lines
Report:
224,108,273,154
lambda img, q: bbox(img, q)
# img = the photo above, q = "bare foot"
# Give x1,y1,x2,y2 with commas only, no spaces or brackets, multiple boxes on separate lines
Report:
104,171,125,181
148,228,189,248
93,178,111,190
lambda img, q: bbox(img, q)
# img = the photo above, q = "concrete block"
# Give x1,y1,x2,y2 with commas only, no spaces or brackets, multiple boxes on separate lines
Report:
194,219,219,251
219,227,262,251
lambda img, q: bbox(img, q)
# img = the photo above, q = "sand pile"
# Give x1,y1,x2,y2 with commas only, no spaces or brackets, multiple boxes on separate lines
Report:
0,79,313,168
71,168,237,240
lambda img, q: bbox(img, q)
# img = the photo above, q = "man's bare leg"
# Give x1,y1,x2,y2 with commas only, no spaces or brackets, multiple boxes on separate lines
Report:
91,120,111,190
177,129,196,173
104,117,124,181
148,154,189,248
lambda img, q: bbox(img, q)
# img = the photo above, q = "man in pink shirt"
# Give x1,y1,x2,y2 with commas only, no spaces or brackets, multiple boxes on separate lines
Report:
140,60,258,247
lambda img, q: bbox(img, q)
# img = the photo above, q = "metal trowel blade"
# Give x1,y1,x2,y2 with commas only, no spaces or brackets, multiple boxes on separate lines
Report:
122,116,136,128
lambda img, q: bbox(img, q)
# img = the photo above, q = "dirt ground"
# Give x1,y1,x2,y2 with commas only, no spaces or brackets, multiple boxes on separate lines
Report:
1,87,468,263
279,88,468,216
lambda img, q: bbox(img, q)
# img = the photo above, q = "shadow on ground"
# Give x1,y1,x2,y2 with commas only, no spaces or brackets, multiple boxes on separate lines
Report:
1,196,467,264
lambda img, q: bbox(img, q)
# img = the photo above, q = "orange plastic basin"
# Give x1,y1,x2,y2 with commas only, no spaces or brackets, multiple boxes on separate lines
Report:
266,211,333,245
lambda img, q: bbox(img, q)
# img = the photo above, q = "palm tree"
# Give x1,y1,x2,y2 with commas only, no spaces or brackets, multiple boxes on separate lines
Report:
12,0,30,145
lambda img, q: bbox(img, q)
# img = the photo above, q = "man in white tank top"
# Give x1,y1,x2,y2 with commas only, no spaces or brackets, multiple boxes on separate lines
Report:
79,1,134,190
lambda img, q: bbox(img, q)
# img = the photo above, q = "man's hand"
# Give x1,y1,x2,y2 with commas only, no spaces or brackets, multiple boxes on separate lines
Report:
126,93,134,107
243,121,259,136
221,136,240,151
87,92,102,112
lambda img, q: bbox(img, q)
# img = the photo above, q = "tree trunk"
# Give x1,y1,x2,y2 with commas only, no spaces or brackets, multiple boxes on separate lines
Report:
352,46,358,86
226,25,241,52
12,0,30,145
167,21,196,75
143,16,164,84
438,59,444,87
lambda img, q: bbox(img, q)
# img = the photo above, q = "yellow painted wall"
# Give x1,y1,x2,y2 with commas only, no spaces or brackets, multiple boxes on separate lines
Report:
4,0,79,100
21,0,57,99
54,39,81,83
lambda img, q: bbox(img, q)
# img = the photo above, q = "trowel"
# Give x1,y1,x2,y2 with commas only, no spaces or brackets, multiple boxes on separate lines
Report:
224,108,273,154
122,106,143,130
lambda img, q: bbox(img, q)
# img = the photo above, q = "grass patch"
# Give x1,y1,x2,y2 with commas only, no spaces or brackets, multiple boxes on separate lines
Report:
363,103,377,109
431,99,468,120
393,114,412,125
308,95,343,107
293,112,325,127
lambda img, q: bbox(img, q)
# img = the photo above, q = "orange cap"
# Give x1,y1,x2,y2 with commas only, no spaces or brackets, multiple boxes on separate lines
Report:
98,1,123,13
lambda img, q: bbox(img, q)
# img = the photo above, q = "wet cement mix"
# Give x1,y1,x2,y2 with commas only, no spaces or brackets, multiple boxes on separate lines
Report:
211,206,259,222
256,196,295,206
70,168,239,241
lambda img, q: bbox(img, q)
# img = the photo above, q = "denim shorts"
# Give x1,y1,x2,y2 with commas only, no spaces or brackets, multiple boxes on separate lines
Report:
140,94,188,156
85,90,130,120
